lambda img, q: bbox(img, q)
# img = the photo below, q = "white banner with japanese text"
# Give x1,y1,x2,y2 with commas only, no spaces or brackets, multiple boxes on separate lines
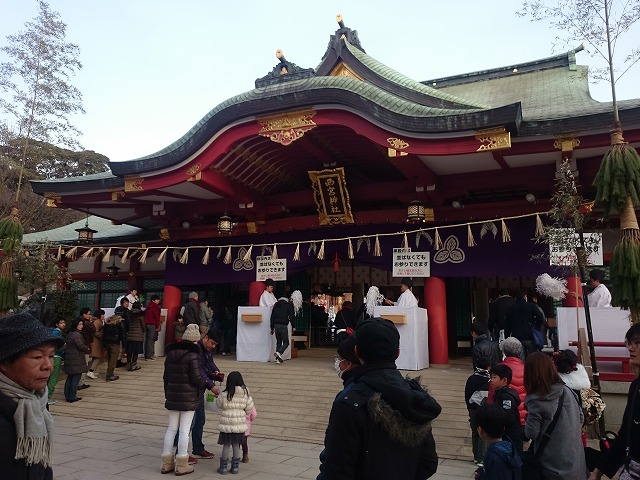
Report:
392,251,430,277
256,256,287,281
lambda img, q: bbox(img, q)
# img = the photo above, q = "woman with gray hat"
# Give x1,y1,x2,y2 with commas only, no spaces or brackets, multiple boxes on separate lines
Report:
0,311,65,480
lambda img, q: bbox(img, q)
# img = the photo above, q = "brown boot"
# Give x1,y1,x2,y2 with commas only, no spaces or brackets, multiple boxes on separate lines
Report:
241,453,248,463
161,453,175,474
174,454,194,476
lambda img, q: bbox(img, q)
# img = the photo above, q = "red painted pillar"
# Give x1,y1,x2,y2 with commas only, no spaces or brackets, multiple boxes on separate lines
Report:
249,281,264,306
424,277,448,365
163,285,182,344
563,275,583,307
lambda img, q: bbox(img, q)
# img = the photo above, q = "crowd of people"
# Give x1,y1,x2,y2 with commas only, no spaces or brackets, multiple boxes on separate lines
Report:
1,270,639,480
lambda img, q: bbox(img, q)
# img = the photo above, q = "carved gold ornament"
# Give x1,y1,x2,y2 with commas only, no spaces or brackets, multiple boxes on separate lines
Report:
387,138,410,157
186,163,201,177
159,228,170,241
330,62,363,81
44,192,61,207
553,133,580,153
475,127,511,152
124,176,144,192
257,110,317,146
111,190,125,201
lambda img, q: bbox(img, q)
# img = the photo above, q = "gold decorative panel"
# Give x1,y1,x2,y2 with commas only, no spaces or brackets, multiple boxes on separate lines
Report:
308,167,354,226
124,176,144,192
186,163,201,177
330,62,363,81
475,127,511,152
111,190,125,201
257,110,317,146
553,133,580,153
44,192,61,207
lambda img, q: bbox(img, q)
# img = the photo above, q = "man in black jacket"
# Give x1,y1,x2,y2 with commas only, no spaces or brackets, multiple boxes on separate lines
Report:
471,321,502,369
317,318,441,480
270,297,294,364
505,291,545,357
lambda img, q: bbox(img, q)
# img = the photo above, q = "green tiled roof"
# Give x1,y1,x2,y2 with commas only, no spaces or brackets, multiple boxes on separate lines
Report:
434,64,640,122
132,75,488,163
342,41,490,110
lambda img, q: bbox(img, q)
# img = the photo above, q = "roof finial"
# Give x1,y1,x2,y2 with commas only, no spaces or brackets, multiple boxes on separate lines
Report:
336,14,345,29
275,49,288,74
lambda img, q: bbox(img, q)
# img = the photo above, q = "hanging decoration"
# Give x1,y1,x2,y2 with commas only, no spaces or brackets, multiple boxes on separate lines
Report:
434,228,442,250
333,252,340,273
535,273,568,301
415,231,433,248
535,214,545,238
157,246,169,263
121,248,130,263
480,221,498,239
22,212,549,277
56,245,63,261
467,225,476,247
357,237,371,253
373,235,381,256
291,290,303,315
501,220,511,242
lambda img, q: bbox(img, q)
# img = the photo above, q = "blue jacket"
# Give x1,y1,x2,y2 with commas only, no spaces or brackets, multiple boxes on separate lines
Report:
476,440,522,480
197,339,221,390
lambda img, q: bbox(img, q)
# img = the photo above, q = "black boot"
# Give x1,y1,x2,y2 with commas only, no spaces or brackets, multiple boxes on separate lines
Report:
230,457,240,474
217,458,228,475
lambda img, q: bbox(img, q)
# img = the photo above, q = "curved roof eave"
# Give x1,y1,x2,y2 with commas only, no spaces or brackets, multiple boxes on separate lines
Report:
110,76,521,176
30,170,123,195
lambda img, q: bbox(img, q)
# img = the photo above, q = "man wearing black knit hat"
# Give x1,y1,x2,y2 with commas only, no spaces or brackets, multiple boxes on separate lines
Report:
0,311,65,479
317,317,441,480
384,277,418,307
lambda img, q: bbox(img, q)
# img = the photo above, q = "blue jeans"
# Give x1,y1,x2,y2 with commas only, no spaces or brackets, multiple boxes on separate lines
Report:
64,373,81,401
174,400,206,453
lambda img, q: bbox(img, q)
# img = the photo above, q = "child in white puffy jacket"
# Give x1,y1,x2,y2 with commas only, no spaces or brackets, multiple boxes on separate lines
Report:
215,371,255,475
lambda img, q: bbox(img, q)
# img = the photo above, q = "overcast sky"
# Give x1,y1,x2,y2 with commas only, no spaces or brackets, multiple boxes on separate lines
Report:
1,0,639,163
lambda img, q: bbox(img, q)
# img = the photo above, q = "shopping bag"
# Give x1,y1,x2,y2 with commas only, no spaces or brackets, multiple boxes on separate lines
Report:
204,391,223,413
531,327,546,350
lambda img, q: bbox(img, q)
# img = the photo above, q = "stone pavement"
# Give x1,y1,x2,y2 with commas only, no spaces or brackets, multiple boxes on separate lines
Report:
48,347,478,479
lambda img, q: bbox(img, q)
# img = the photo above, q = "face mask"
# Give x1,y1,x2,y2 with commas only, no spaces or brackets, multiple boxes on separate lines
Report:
334,358,343,378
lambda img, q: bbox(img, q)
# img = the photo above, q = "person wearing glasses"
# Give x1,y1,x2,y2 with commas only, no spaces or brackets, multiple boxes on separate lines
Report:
589,324,640,480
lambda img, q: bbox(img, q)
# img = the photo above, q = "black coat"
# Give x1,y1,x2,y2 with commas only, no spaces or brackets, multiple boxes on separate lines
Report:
270,299,293,329
102,316,124,345
505,299,544,342
318,363,441,480
163,341,207,411
183,299,200,326
0,391,53,480
488,295,515,333
494,386,523,451
63,330,90,375
472,335,502,369
596,377,640,477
